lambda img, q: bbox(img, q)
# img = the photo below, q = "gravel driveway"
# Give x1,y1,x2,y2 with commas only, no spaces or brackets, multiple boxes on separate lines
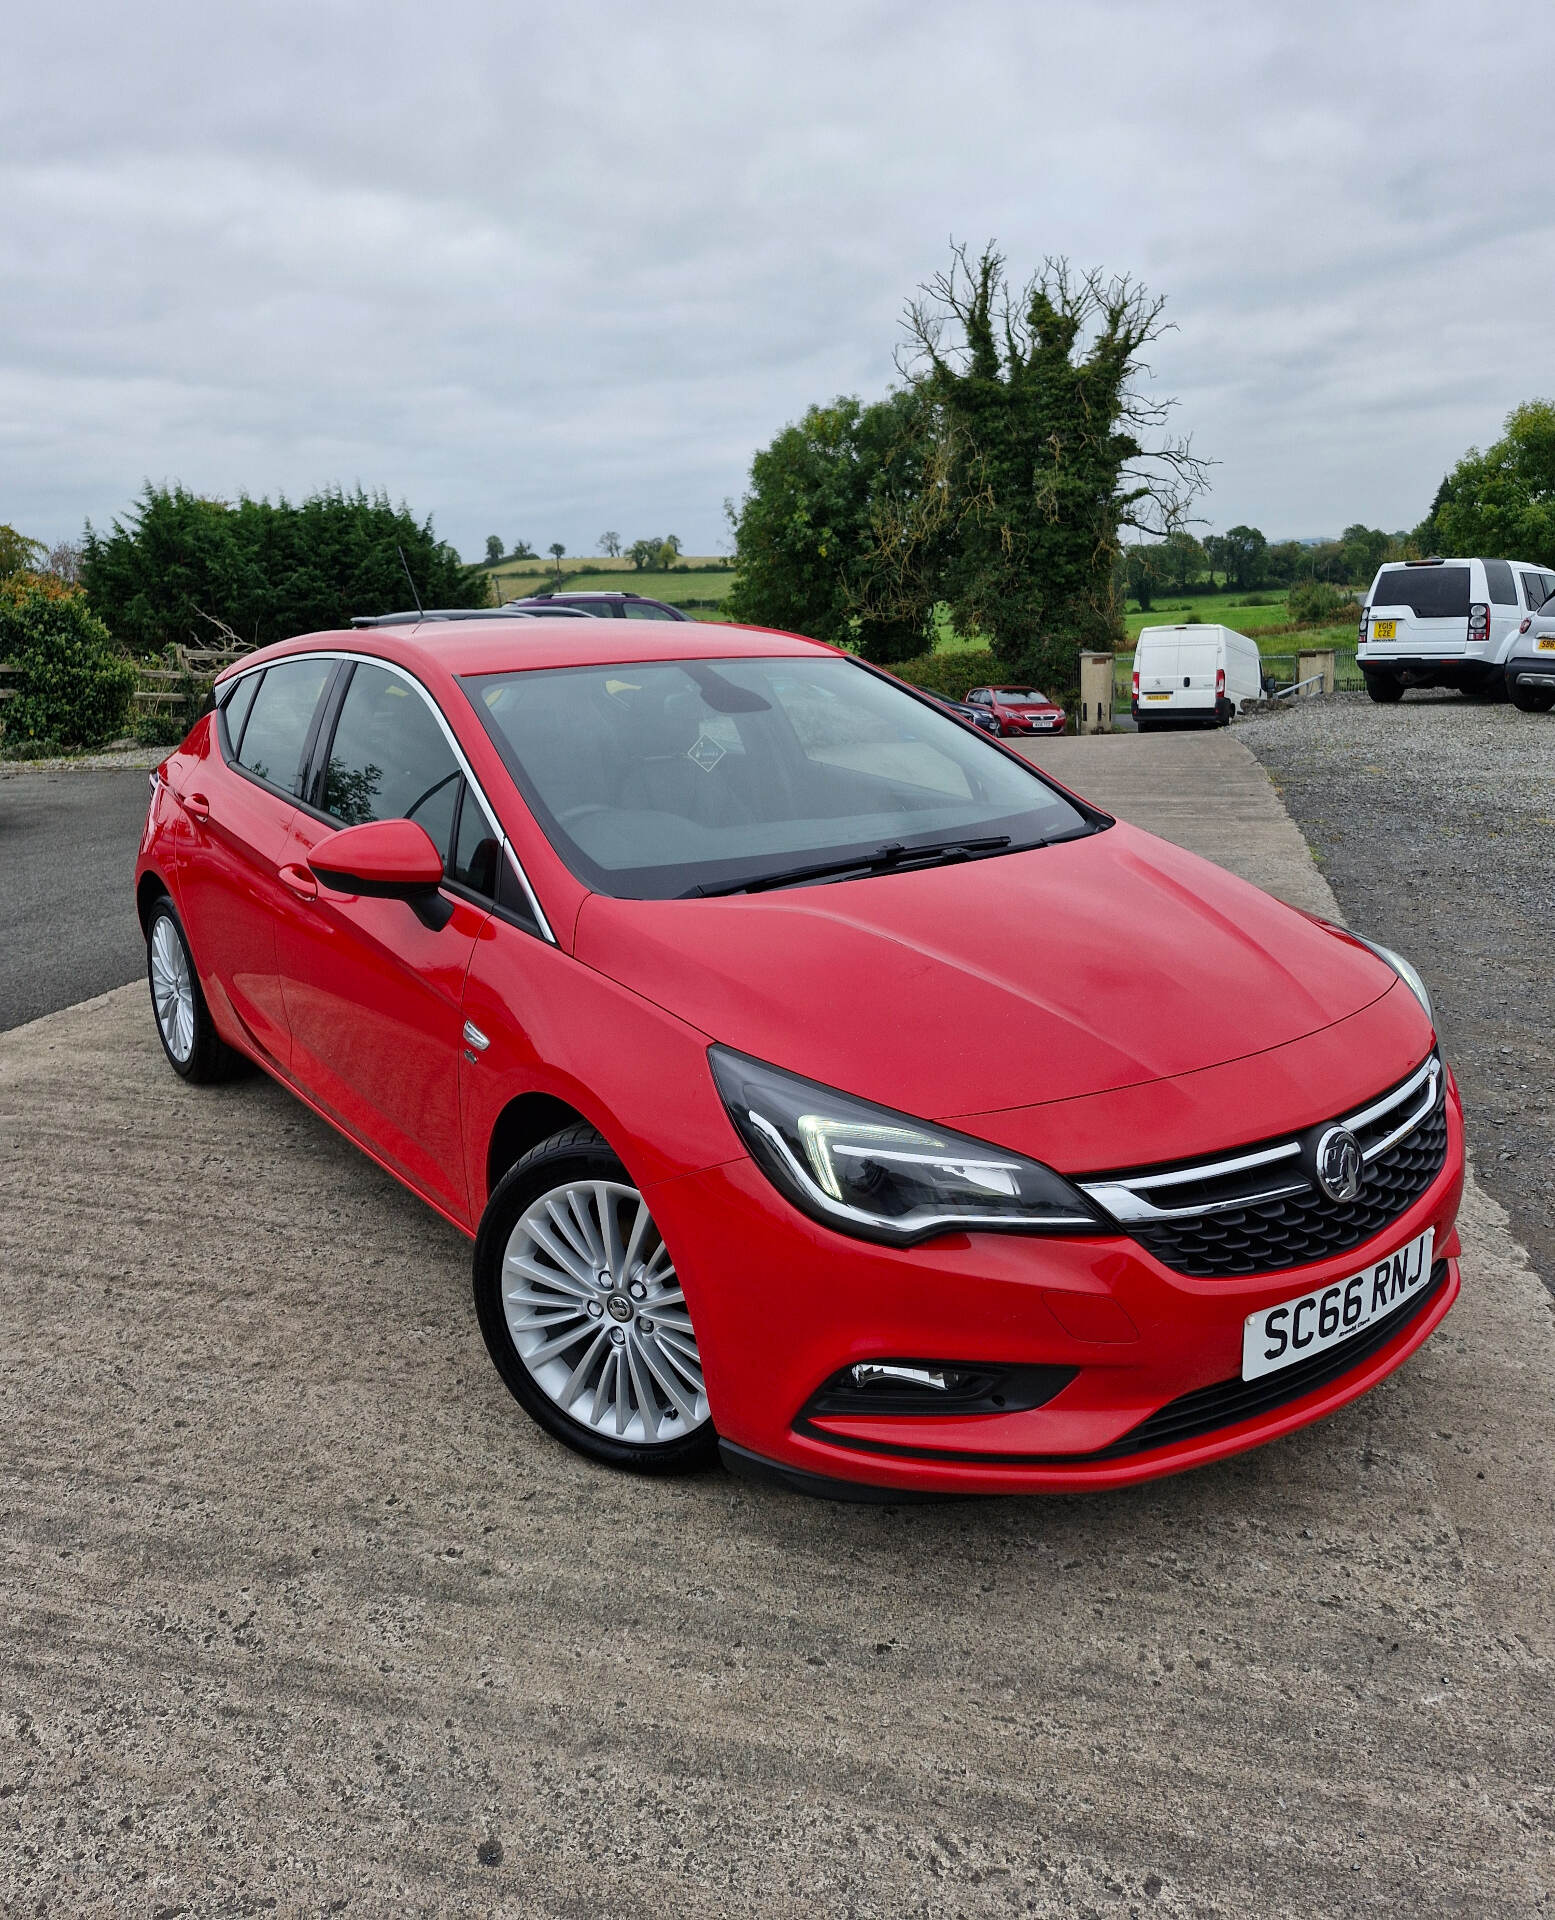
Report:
1240,694,1555,1293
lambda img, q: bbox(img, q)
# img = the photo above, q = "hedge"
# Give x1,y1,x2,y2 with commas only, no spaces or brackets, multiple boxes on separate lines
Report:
874,650,998,698
0,573,137,750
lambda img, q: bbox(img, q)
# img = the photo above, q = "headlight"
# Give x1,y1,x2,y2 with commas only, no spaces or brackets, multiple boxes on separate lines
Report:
1355,934,1434,1028
709,1046,1104,1246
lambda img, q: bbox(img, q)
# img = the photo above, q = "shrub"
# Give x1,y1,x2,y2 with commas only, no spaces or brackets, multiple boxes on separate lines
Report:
1289,580,1360,628
0,573,137,749
874,649,999,698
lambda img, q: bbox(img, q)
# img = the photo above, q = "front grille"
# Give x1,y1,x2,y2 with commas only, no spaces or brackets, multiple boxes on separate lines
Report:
1130,1103,1448,1277
1079,1052,1448,1279
1084,1259,1449,1461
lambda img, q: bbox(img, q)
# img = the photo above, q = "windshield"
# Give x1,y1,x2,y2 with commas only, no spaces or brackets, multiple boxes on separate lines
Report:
995,688,1047,705
463,655,1095,900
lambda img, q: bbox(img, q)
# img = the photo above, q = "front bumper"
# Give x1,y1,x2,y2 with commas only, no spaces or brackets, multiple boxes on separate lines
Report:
653,1084,1465,1496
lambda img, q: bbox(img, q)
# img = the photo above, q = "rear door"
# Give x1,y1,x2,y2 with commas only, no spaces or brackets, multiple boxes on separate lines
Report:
274,659,489,1221
174,655,337,1069
1135,634,1181,706
1366,564,1471,657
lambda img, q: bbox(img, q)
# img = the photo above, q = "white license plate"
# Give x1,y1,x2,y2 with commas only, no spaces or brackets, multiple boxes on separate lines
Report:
1241,1229,1434,1382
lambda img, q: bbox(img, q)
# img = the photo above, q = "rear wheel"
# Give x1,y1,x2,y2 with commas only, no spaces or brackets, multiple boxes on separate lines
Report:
1363,672,1404,704
145,896,246,1083
473,1125,717,1474
1509,679,1555,713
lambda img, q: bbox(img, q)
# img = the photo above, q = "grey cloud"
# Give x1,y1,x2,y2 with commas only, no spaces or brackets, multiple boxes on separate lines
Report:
3,0,1552,556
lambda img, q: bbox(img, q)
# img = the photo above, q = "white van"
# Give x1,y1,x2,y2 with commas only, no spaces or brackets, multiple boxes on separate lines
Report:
1131,624,1263,729
1357,557,1551,700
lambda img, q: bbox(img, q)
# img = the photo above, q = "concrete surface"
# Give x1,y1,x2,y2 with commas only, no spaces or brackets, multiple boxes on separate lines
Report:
0,767,151,1031
3,731,1553,1915
1237,695,1555,1297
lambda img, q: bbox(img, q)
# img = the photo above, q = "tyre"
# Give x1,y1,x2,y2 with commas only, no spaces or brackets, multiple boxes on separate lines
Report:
473,1125,717,1474
1509,679,1555,713
1363,672,1404,704
145,895,246,1083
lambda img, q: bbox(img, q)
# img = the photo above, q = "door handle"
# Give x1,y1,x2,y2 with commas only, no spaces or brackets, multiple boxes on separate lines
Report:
278,862,318,901
179,789,211,823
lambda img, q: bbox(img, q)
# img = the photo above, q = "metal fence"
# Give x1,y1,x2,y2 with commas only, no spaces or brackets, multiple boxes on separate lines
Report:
1113,647,1364,702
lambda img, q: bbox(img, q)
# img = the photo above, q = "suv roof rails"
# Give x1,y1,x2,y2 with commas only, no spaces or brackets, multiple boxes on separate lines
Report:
350,607,586,628
521,589,648,601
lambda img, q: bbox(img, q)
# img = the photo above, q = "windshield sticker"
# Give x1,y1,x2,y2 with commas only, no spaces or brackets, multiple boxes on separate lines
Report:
687,732,727,773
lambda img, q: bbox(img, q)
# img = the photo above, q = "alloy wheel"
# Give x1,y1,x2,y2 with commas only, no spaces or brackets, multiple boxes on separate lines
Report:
501,1180,708,1445
149,914,196,1064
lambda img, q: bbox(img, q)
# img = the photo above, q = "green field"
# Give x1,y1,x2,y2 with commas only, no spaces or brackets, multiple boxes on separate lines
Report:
485,556,734,608
1123,590,1296,637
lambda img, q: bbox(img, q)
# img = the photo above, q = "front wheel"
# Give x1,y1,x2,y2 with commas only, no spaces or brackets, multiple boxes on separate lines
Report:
145,896,245,1083
473,1126,717,1474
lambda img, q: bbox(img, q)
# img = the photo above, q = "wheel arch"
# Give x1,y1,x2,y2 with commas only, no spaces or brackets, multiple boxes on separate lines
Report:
136,869,174,934
485,1091,596,1204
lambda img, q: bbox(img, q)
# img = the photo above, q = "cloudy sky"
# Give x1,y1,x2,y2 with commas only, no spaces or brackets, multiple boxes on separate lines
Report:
4,0,1552,560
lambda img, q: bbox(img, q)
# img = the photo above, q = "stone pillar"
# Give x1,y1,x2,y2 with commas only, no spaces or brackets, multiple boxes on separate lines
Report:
1295,648,1336,696
1078,652,1114,734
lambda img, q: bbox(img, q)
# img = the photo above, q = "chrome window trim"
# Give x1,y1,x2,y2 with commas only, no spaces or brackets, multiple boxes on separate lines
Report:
217,650,555,944
1081,1052,1442,1226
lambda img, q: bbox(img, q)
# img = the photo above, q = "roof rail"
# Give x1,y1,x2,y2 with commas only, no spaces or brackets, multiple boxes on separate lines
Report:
350,607,563,628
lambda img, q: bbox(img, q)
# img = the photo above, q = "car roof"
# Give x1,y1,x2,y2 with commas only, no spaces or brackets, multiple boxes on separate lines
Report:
216,617,834,684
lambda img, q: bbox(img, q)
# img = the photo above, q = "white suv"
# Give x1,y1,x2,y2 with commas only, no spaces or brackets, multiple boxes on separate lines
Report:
1357,557,1552,701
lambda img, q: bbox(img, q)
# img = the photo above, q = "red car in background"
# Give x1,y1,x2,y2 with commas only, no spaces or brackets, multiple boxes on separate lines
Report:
966,684,1067,736
135,615,1462,1498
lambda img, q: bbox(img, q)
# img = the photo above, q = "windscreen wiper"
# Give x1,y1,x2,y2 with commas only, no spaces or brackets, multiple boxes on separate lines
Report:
692,835,1015,898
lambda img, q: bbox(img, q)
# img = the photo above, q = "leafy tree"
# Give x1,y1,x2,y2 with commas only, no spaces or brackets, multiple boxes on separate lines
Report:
1123,544,1163,610
484,534,504,565
1416,401,1555,563
900,245,1206,691
512,539,536,559
1218,524,1268,592
0,572,136,748
627,538,659,572
1159,530,1206,594
82,484,485,656
1337,523,1390,586
1264,540,1309,587
0,525,45,578
658,534,683,568
724,389,941,661
599,530,622,558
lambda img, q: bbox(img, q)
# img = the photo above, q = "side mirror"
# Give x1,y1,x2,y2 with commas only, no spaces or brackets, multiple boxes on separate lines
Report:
307,819,454,931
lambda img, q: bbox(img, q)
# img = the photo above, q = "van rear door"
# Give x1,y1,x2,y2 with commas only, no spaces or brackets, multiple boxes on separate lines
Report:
1366,564,1471,658
1176,638,1218,709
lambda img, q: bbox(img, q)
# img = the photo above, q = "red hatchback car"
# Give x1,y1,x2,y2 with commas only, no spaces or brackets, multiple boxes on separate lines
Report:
136,617,1463,1497
966,685,1067,736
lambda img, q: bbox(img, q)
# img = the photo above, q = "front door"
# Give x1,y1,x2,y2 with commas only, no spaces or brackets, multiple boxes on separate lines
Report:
274,660,487,1221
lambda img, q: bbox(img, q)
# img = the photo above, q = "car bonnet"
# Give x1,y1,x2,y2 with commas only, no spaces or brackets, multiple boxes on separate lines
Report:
573,820,1404,1124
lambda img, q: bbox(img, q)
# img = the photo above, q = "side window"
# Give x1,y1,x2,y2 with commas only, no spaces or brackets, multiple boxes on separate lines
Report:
219,671,262,756
321,663,461,861
1482,559,1516,605
451,784,502,899
236,658,334,795
624,601,677,620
